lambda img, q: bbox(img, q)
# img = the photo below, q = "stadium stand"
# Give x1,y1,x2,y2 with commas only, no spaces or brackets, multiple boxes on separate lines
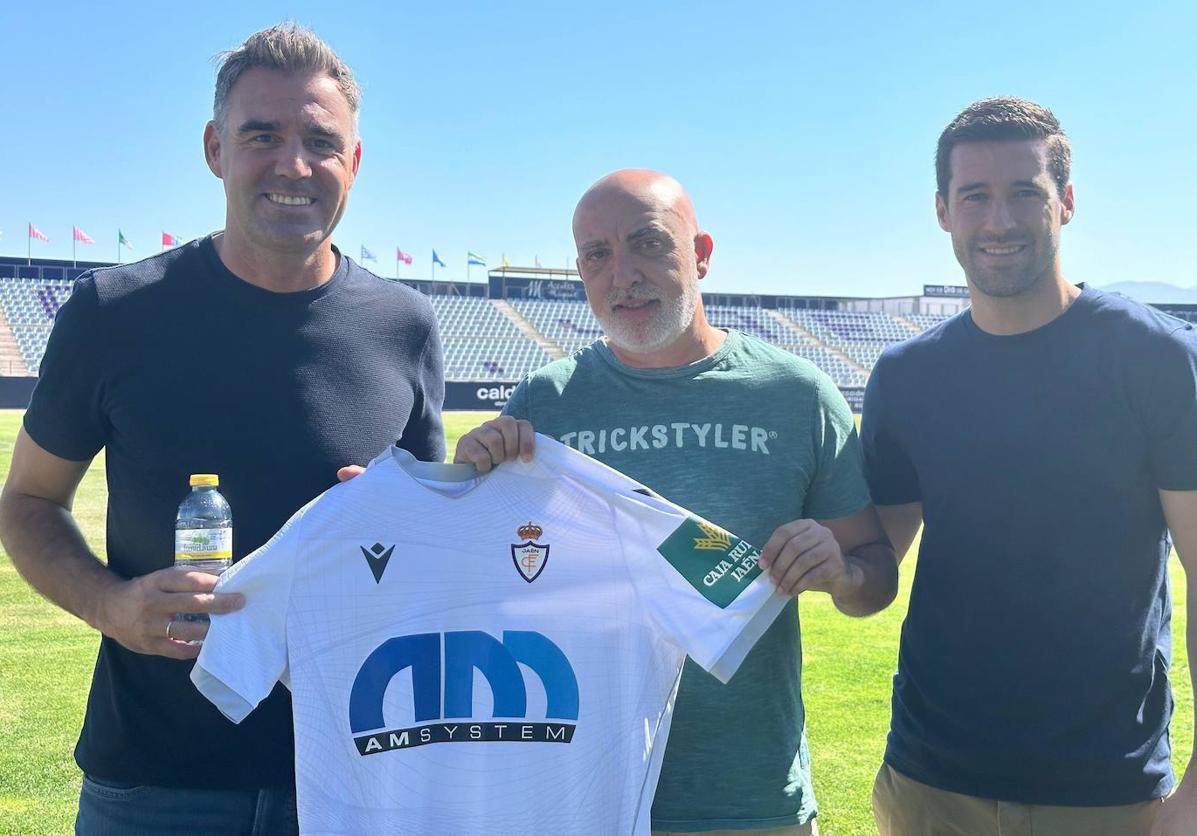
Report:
0,278,73,374
705,305,869,388
0,278,931,389
2,258,1185,405
510,299,607,356
906,312,952,330
430,296,555,380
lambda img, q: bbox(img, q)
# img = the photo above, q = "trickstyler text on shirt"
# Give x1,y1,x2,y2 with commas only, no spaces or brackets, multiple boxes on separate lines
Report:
558,423,775,456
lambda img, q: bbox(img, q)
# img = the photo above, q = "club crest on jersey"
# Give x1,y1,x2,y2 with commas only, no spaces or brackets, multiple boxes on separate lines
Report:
361,542,396,584
511,522,550,583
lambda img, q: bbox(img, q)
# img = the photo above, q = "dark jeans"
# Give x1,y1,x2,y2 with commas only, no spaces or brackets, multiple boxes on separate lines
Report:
76,775,298,836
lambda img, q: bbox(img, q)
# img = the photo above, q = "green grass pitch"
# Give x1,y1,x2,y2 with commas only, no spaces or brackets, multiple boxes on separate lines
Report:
0,409,1191,834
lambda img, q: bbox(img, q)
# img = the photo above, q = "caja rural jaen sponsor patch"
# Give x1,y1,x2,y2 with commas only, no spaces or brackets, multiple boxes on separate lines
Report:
656,517,764,608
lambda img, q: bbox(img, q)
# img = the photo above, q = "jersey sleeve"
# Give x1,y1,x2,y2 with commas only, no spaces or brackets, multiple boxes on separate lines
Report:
803,374,872,519
22,275,109,461
861,352,921,505
608,487,788,684
1144,325,1197,490
191,504,307,723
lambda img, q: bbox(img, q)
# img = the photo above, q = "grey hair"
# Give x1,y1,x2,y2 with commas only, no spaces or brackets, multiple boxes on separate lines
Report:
212,23,361,133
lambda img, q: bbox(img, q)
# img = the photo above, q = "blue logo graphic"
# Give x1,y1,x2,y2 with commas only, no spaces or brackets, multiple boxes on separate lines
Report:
348,630,580,755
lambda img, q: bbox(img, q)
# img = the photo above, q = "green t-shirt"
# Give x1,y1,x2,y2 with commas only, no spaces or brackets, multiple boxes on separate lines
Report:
503,330,870,830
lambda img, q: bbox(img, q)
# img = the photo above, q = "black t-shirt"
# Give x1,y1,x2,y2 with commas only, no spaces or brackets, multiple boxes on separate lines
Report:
861,286,1197,805
24,236,445,788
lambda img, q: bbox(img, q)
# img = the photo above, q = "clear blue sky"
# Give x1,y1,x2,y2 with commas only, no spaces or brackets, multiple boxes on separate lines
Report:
2,1,1193,298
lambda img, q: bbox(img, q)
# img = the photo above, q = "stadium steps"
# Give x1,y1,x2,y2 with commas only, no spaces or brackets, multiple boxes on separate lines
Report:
768,309,870,377
0,307,31,377
765,308,815,340
893,314,924,335
492,300,565,361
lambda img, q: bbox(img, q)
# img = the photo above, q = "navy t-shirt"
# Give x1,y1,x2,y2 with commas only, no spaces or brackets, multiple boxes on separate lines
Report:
861,285,1197,805
24,236,445,789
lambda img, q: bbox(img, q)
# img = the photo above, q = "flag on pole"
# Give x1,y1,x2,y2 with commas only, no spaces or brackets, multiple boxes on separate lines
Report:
396,248,413,265
119,230,133,249
432,250,446,267
162,232,180,247
467,251,486,266
28,223,49,242
501,254,510,268
360,245,377,262
73,227,95,244
534,255,542,268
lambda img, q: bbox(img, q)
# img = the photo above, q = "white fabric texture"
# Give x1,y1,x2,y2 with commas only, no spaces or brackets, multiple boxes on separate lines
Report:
194,435,786,835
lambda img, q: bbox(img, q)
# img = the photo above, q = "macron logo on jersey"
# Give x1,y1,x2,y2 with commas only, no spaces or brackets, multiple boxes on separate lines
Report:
349,630,580,756
360,542,396,584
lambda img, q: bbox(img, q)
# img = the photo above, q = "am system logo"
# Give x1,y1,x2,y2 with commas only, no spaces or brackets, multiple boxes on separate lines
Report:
349,630,580,756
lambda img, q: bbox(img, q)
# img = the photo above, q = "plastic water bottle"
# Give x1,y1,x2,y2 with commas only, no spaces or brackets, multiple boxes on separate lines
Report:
175,474,233,622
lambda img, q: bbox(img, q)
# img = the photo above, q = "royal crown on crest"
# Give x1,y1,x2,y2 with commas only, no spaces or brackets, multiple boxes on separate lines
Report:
517,521,544,542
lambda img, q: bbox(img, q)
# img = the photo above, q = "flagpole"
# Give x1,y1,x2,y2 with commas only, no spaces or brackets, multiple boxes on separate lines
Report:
27,225,31,265
73,234,76,268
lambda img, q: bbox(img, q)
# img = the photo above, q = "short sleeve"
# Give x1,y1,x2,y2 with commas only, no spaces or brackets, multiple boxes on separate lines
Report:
1144,326,1197,490
861,354,921,505
191,504,306,723
23,275,109,461
802,375,872,519
501,377,531,420
609,489,788,684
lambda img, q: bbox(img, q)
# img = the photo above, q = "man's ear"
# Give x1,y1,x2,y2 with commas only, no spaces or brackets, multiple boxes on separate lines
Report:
203,121,223,178
935,192,950,232
1060,183,1075,225
694,232,714,279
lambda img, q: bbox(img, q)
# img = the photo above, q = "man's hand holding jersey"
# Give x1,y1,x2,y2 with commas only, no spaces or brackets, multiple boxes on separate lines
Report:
446,417,897,615
759,513,897,617
453,416,536,472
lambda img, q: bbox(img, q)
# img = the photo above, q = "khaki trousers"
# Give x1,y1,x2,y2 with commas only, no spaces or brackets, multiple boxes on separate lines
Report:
872,763,1161,836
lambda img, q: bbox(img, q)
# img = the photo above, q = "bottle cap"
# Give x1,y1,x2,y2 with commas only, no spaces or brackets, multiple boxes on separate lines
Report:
189,474,219,487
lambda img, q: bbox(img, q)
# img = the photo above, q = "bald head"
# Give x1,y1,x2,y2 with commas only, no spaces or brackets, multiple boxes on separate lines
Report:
573,169,699,239
570,169,717,367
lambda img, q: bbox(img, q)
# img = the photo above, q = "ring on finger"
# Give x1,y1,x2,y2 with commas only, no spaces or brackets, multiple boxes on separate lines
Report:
166,618,176,640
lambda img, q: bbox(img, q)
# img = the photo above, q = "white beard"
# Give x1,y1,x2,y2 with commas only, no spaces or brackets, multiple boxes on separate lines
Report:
598,281,701,354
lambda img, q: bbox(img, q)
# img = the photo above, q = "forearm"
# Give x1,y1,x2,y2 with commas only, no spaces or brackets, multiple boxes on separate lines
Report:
832,541,898,617
0,492,121,631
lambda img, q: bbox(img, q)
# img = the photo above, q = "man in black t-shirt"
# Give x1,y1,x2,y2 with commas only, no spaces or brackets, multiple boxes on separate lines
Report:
0,24,444,834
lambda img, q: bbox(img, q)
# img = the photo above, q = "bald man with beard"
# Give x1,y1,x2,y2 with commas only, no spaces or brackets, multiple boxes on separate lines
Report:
455,169,897,834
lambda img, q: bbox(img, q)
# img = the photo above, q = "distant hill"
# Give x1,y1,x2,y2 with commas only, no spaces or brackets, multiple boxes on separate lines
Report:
1100,281,1197,304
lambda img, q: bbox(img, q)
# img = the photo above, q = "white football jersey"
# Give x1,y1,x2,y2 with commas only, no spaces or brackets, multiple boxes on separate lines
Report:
193,435,787,835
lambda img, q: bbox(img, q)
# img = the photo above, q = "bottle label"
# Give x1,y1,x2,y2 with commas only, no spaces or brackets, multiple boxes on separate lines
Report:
175,528,233,561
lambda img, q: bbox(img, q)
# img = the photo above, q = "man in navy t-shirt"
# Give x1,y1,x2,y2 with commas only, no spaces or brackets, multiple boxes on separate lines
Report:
862,96,1197,834
0,24,443,835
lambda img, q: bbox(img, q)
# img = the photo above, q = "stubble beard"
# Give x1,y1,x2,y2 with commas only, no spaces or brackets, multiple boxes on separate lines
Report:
959,234,1056,300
